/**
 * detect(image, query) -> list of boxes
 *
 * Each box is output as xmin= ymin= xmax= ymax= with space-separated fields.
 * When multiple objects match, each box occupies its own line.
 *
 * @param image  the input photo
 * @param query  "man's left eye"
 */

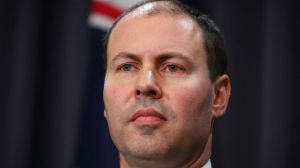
xmin=165 ymin=64 xmax=183 ymax=72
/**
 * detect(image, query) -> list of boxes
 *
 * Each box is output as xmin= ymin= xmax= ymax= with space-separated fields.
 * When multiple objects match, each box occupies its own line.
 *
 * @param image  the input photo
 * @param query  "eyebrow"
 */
xmin=111 ymin=52 xmax=140 ymax=63
xmin=111 ymin=51 xmax=194 ymax=65
xmin=156 ymin=52 xmax=194 ymax=65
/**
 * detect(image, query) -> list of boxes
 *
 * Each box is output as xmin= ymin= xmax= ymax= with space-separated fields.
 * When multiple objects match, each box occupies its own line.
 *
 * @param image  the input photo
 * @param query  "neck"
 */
xmin=120 ymin=134 xmax=212 ymax=168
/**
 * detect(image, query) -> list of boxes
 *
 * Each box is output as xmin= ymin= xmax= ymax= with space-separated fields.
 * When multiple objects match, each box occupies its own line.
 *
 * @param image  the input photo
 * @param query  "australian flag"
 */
xmin=77 ymin=1 xmax=143 ymax=168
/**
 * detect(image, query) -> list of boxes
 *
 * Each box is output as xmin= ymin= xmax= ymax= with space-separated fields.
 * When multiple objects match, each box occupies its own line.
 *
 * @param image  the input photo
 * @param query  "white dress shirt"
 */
xmin=202 ymin=160 xmax=212 ymax=168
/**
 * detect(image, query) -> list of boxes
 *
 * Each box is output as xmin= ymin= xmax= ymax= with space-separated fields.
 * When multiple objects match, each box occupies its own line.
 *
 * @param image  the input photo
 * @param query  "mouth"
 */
xmin=130 ymin=108 xmax=167 ymax=125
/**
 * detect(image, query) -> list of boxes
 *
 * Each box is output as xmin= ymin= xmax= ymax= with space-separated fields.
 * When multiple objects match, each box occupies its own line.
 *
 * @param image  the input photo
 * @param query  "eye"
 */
xmin=163 ymin=64 xmax=184 ymax=73
xmin=161 ymin=63 xmax=186 ymax=77
xmin=166 ymin=65 xmax=181 ymax=72
xmin=118 ymin=63 xmax=138 ymax=72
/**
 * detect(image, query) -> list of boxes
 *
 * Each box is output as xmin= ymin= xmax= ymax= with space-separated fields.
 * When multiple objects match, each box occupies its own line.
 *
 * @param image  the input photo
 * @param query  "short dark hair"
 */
xmin=103 ymin=0 xmax=227 ymax=81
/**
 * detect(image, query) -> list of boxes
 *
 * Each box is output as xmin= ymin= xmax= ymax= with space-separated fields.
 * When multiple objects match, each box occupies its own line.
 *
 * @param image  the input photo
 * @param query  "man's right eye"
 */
xmin=118 ymin=64 xmax=137 ymax=72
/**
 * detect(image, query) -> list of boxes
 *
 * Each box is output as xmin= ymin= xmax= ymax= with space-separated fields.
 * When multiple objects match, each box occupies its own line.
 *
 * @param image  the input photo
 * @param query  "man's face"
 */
xmin=104 ymin=13 xmax=217 ymax=161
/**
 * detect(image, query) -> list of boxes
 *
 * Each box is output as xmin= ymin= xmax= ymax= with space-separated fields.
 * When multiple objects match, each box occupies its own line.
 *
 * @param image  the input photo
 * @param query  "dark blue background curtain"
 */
xmin=1 ymin=0 xmax=299 ymax=168
xmin=0 ymin=0 xmax=91 ymax=167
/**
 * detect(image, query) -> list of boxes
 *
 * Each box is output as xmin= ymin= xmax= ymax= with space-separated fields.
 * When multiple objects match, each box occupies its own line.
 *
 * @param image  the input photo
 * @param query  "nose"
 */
xmin=135 ymin=70 xmax=162 ymax=99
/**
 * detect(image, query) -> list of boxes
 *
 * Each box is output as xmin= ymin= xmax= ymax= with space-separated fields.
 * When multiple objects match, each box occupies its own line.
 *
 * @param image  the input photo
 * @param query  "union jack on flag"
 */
xmin=89 ymin=0 xmax=143 ymax=30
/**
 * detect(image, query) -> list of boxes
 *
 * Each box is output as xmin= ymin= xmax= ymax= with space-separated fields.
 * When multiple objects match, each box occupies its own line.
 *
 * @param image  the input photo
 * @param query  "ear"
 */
xmin=212 ymin=74 xmax=231 ymax=118
xmin=104 ymin=110 xmax=107 ymax=118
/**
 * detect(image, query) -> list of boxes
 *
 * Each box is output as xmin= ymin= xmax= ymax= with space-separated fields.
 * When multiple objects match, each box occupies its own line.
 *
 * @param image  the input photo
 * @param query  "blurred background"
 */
xmin=0 ymin=0 xmax=299 ymax=168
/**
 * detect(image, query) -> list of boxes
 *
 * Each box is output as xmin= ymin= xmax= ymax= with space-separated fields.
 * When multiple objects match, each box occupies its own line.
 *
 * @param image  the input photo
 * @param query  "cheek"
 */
xmin=103 ymin=83 xmax=125 ymax=137
xmin=165 ymin=81 xmax=213 ymax=147
xmin=104 ymin=85 xmax=120 ymax=106
xmin=103 ymin=82 xmax=129 ymax=123
xmin=167 ymin=80 xmax=213 ymax=121
xmin=104 ymin=81 xmax=131 ymax=108
xmin=103 ymin=79 xmax=137 ymax=134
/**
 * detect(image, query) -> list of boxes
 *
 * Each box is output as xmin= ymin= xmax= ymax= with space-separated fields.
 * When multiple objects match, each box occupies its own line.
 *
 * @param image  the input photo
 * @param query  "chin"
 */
xmin=124 ymin=138 xmax=170 ymax=160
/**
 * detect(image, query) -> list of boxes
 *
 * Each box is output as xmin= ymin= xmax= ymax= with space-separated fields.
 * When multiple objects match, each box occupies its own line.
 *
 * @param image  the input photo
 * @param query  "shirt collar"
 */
xmin=202 ymin=159 xmax=212 ymax=168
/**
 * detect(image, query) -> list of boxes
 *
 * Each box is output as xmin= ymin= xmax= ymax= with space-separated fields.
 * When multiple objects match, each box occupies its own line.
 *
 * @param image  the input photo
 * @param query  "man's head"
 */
xmin=103 ymin=0 xmax=231 ymax=167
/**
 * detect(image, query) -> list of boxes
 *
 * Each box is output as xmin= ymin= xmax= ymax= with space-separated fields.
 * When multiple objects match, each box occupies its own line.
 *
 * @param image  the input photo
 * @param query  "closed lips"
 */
xmin=130 ymin=109 xmax=167 ymax=122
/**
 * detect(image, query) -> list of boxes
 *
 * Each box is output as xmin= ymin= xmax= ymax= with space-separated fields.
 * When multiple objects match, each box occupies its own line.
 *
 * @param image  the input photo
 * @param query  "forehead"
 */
xmin=113 ymin=12 xmax=199 ymax=38
xmin=107 ymin=12 xmax=204 ymax=57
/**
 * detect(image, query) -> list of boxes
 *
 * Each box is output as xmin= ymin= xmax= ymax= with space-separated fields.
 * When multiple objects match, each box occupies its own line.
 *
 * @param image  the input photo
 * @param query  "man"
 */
xmin=103 ymin=0 xmax=231 ymax=167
